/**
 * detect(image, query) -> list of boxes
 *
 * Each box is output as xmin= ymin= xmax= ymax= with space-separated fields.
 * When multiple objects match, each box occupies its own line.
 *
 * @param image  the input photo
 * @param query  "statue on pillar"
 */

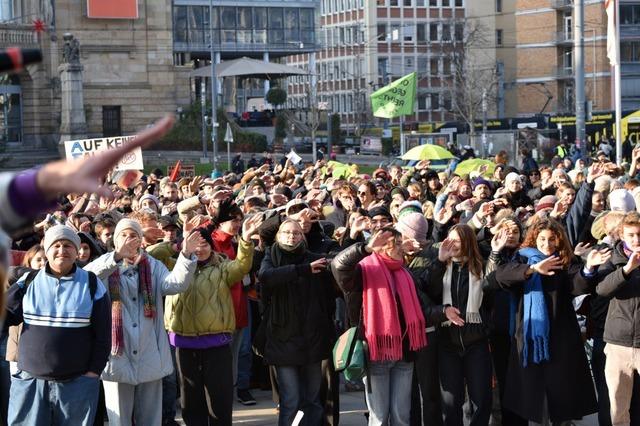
xmin=62 ymin=33 xmax=80 ymax=65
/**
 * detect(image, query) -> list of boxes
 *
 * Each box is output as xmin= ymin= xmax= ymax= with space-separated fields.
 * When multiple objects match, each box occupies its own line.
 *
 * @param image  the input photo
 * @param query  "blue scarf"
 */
xmin=514 ymin=247 xmax=551 ymax=367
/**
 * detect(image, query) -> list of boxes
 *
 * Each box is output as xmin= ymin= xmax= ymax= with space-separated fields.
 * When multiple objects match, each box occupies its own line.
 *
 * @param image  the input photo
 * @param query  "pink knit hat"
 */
xmin=395 ymin=212 xmax=429 ymax=245
xmin=535 ymin=195 xmax=557 ymax=213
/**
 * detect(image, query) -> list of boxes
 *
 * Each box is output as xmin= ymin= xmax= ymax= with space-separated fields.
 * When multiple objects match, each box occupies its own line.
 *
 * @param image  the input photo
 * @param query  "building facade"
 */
xmin=0 ymin=0 xmax=319 ymax=149
xmin=286 ymin=0 xmax=467 ymax=134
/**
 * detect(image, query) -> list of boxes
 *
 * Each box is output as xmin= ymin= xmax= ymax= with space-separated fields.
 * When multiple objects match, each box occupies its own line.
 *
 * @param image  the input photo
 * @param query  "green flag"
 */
xmin=371 ymin=72 xmax=417 ymax=118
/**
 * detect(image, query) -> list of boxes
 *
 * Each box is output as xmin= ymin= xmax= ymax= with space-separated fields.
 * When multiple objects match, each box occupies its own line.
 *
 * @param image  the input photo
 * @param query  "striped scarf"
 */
xmin=108 ymin=253 xmax=155 ymax=356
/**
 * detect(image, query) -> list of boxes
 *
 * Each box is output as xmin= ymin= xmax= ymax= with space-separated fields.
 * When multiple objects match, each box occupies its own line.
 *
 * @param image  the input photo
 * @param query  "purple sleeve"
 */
xmin=8 ymin=169 xmax=58 ymax=219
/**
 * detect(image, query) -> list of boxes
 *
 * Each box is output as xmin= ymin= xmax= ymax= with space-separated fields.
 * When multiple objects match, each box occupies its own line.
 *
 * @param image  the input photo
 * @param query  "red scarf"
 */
xmin=359 ymin=252 xmax=427 ymax=361
xmin=212 ymin=229 xmax=248 ymax=329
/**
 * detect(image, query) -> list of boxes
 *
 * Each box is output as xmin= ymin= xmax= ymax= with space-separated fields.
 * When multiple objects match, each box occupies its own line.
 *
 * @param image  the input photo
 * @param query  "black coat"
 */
xmin=596 ymin=242 xmax=640 ymax=348
xmin=491 ymin=259 xmax=598 ymax=423
xmin=257 ymin=247 xmax=335 ymax=366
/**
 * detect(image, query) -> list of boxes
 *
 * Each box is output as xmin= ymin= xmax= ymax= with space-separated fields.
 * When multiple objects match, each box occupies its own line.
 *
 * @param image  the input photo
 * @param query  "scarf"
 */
xmin=359 ymin=252 xmax=427 ymax=361
xmin=270 ymin=240 xmax=307 ymax=267
xmin=441 ymin=262 xmax=484 ymax=326
xmin=108 ymin=252 xmax=155 ymax=356
xmin=515 ymin=247 xmax=551 ymax=367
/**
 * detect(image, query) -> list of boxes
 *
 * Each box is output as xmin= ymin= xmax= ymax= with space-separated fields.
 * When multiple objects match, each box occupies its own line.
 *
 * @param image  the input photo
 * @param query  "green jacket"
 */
xmin=164 ymin=238 xmax=254 ymax=336
xmin=147 ymin=241 xmax=178 ymax=270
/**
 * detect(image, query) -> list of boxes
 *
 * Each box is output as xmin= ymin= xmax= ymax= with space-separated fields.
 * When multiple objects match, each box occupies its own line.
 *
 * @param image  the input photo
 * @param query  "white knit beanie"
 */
xmin=113 ymin=219 xmax=144 ymax=249
xmin=608 ymin=189 xmax=636 ymax=212
xmin=43 ymin=225 xmax=81 ymax=253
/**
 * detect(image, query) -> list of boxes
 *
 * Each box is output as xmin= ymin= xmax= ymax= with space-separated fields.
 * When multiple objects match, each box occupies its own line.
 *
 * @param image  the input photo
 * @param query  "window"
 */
xmin=417 ymin=23 xmax=427 ymax=42
xmin=441 ymin=0 xmax=449 ymax=6
xmin=253 ymin=8 xmax=267 ymax=44
xmin=429 ymin=0 xmax=438 ymax=5
xmin=405 ymin=56 xmax=415 ymax=72
xmin=390 ymin=57 xmax=403 ymax=76
xmin=442 ymin=24 xmax=451 ymax=41
xmin=430 ymin=93 xmax=440 ymax=109
xmin=496 ymin=29 xmax=503 ymax=46
xmin=621 ymin=41 xmax=640 ymax=62
xmin=300 ymin=9 xmax=315 ymax=45
xmin=496 ymin=0 xmax=502 ymax=12
xmin=268 ymin=8 xmax=284 ymax=44
xmin=377 ymin=23 xmax=388 ymax=40
xmin=390 ymin=0 xmax=398 ymax=5
xmin=404 ymin=0 xmax=412 ymax=5
xmin=455 ymin=0 xmax=463 ymax=6
xmin=418 ymin=57 xmax=428 ymax=72
xmin=455 ymin=23 xmax=464 ymax=41
xmin=620 ymin=5 xmax=640 ymax=25
xmin=430 ymin=57 xmax=439 ymax=74
xmin=403 ymin=25 xmax=415 ymax=42
xmin=416 ymin=0 xmax=426 ymax=5
xmin=443 ymin=58 xmax=450 ymax=75
xmin=220 ymin=7 xmax=236 ymax=43
xmin=378 ymin=57 xmax=389 ymax=79
xmin=429 ymin=23 xmax=439 ymax=41
xmin=417 ymin=94 xmax=431 ymax=110
xmin=103 ymin=106 xmax=122 ymax=137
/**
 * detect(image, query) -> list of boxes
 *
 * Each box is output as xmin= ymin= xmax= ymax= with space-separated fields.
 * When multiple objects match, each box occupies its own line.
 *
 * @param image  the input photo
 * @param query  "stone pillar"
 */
xmin=263 ymin=52 xmax=270 ymax=96
xmin=57 ymin=34 xmax=87 ymax=156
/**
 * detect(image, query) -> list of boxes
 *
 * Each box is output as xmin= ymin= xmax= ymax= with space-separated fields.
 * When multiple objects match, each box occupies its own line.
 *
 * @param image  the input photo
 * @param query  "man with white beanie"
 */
xmin=84 ymin=218 xmax=203 ymax=426
xmin=5 ymin=225 xmax=111 ymax=425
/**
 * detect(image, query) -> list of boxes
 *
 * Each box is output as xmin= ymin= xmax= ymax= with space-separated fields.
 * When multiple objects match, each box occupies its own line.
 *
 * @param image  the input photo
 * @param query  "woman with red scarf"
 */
xmin=332 ymin=227 xmax=427 ymax=426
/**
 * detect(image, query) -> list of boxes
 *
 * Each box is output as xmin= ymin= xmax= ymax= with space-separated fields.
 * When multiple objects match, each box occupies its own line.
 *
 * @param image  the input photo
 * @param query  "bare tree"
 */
xmin=442 ymin=19 xmax=499 ymax=137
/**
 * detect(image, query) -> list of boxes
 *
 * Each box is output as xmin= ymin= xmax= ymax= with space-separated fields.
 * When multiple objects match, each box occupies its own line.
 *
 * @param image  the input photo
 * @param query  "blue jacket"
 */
xmin=4 ymin=264 xmax=111 ymax=380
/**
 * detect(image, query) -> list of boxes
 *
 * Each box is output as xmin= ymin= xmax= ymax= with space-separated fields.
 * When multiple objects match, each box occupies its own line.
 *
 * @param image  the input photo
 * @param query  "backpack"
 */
xmin=23 ymin=269 xmax=98 ymax=301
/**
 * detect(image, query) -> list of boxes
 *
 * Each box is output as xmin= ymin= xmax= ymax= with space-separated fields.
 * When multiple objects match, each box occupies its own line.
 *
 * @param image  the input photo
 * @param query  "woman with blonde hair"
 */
xmin=493 ymin=218 xmax=610 ymax=424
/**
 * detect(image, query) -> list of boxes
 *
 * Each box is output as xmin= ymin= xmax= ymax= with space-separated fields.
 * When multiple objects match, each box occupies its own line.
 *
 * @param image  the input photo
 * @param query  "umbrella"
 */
xmin=190 ymin=57 xmax=308 ymax=79
xmin=401 ymin=144 xmax=455 ymax=161
xmin=454 ymin=159 xmax=496 ymax=177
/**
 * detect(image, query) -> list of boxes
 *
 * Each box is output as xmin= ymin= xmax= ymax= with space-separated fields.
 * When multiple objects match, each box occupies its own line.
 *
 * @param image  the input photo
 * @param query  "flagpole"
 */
xmin=615 ymin=0 xmax=623 ymax=165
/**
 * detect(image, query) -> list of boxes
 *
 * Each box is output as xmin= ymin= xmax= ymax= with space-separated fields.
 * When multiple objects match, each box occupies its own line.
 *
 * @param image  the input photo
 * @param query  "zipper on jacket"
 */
xmin=454 ymin=264 xmax=465 ymax=351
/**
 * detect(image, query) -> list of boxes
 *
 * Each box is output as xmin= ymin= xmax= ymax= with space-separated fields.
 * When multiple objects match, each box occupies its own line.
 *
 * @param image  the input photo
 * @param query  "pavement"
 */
xmin=227 ymin=388 xmax=600 ymax=425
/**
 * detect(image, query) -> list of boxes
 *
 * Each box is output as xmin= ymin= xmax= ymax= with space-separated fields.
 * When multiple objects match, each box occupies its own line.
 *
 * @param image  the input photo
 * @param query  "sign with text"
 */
xmin=361 ymin=137 xmax=382 ymax=154
xmin=167 ymin=164 xmax=196 ymax=178
xmin=64 ymin=136 xmax=144 ymax=170
xmin=87 ymin=0 xmax=139 ymax=19
xmin=371 ymin=72 xmax=417 ymax=118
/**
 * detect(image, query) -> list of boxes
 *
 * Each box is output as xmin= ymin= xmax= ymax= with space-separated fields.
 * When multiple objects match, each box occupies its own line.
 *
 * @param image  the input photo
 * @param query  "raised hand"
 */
xmin=438 ymin=238 xmax=456 ymax=262
xmin=350 ymin=215 xmax=370 ymax=239
xmin=183 ymin=214 xmax=208 ymax=234
xmin=623 ymin=251 xmax=640 ymax=275
xmin=401 ymin=238 xmax=422 ymax=254
xmin=574 ymin=242 xmax=592 ymax=257
xmin=36 ymin=115 xmax=174 ymax=200
xmin=241 ymin=213 xmax=264 ymax=242
xmin=550 ymin=198 xmax=570 ymax=219
xmin=586 ymin=247 xmax=612 ymax=269
xmin=435 ymin=208 xmax=454 ymax=225
xmin=186 ymin=176 xmax=203 ymax=197
xmin=115 ymin=236 xmax=141 ymax=261
xmin=491 ymin=228 xmax=510 ymax=252
xmin=366 ymin=229 xmax=394 ymax=254
xmin=310 ymin=258 xmax=328 ymax=274
xmin=530 ymin=255 xmax=564 ymax=276
xmin=587 ymin=162 xmax=607 ymax=183
xmin=182 ymin=231 xmax=205 ymax=257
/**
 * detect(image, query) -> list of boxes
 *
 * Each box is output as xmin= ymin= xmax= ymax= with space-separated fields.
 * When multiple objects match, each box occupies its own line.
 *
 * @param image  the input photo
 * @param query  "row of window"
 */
xmin=173 ymin=6 xmax=315 ymax=47
xmin=621 ymin=5 xmax=640 ymax=25
xmin=287 ymin=91 xmax=450 ymax=113
xmin=377 ymin=22 xmax=464 ymax=43
xmin=320 ymin=0 xmax=463 ymax=14
xmin=378 ymin=56 xmax=455 ymax=77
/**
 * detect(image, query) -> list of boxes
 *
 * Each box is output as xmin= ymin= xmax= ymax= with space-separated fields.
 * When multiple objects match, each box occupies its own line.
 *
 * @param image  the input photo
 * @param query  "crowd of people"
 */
xmin=1 ymin=127 xmax=640 ymax=426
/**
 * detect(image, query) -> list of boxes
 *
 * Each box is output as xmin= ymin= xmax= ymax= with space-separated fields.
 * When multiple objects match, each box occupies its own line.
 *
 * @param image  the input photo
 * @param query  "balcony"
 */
xmin=556 ymin=66 xmax=574 ymax=79
xmin=556 ymin=31 xmax=573 ymax=45
xmin=0 ymin=24 xmax=39 ymax=49
xmin=551 ymin=0 xmax=573 ymax=9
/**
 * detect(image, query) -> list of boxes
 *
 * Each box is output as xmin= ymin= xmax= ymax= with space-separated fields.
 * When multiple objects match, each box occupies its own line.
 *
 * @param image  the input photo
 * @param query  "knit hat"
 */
xmin=505 ymin=172 xmax=521 ymax=185
xmin=398 ymin=200 xmax=423 ymax=218
xmin=285 ymin=199 xmax=309 ymax=216
xmin=390 ymin=186 xmax=410 ymax=200
xmin=395 ymin=212 xmax=429 ymax=245
xmin=113 ymin=219 xmax=144 ymax=249
xmin=139 ymin=194 xmax=160 ymax=210
xmin=472 ymin=177 xmax=492 ymax=190
xmin=535 ymin=195 xmax=557 ymax=212
xmin=373 ymin=168 xmax=388 ymax=180
xmin=367 ymin=206 xmax=392 ymax=221
xmin=43 ymin=225 xmax=81 ymax=253
xmin=608 ymin=189 xmax=636 ymax=212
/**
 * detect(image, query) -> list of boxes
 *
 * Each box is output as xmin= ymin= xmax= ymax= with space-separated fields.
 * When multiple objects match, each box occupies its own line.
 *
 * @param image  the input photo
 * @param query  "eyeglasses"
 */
xmin=358 ymin=191 xmax=368 ymax=196
xmin=280 ymin=230 xmax=303 ymax=237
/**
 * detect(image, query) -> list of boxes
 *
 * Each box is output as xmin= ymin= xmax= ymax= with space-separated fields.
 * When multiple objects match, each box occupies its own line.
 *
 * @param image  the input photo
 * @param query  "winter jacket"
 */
xmin=563 ymin=181 xmax=594 ymax=247
xmin=4 ymin=264 xmax=111 ymax=380
xmin=84 ymin=251 xmax=196 ymax=385
xmin=596 ymin=241 xmax=640 ymax=348
xmin=165 ymin=239 xmax=254 ymax=336
xmin=258 ymin=246 xmax=336 ymax=366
